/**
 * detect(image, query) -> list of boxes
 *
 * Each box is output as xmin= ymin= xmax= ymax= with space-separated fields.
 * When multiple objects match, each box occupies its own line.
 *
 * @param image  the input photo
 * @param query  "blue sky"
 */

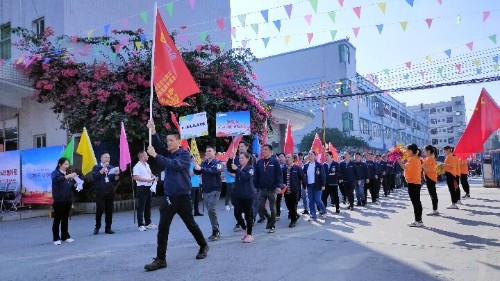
xmin=230 ymin=0 xmax=500 ymax=119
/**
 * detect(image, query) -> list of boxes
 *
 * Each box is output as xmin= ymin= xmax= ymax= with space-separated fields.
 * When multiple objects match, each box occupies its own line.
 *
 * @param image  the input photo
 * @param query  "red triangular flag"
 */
xmin=454 ymin=88 xmax=500 ymax=159
xmin=466 ymin=42 xmax=474 ymax=51
xmin=219 ymin=135 xmax=243 ymax=162
xmin=425 ymin=18 xmax=433 ymax=29
xmin=310 ymin=133 xmax=325 ymax=162
xmin=328 ymin=142 xmax=338 ymax=162
xmin=153 ymin=11 xmax=200 ymax=107
xmin=405 ymin=61 xmax=412 ymax=69
xmin=284 ymin=121 xmax=294 ymax=154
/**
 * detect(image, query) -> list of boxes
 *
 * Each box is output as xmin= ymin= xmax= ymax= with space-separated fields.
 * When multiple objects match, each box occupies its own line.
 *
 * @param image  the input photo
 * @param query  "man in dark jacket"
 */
xmin=339 ymin=151 xmax=358 ymax=210
xmin=282 ymin=153 xmax=304 ymax=228
xmin=323 ymin=151 xmax=342 ymax=213
xmin=366 ymin=153 xmax=380 ymax=204
xmin=375 ymin=154 xmax=386 ymax=199
xmin=303 ymin=151 xmax=326 ymax=220
xmin=254 ymin=144 xmax=282 ymax=233
xmin=194 ymin=145 xmax=222 ymax=241
xmin=92 ymin=152 xmax=120 ymax=235
xmin=355 ymin=153 xmax=369 ymax=206
xmin=144 ymin=120 xmax=209 ymax=271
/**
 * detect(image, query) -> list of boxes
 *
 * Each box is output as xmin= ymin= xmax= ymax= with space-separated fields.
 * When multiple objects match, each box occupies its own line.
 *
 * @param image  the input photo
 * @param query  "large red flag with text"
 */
xmin=284 ymin=120 xmax=294 ymax=154
xmin=454 ymin=88 xmax=500 ymax=159
xmin=310 ymin=133 xmax=325 ymax=162
xmin=153 ymin=11 xmax=200 ymax=107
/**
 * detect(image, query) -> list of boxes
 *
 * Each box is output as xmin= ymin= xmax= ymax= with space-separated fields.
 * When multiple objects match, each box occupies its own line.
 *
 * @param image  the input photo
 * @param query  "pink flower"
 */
xmin=251 ymin=73 xmax=258 ymax=80
xmin=43 ymin=84 xmax=53 ymax=90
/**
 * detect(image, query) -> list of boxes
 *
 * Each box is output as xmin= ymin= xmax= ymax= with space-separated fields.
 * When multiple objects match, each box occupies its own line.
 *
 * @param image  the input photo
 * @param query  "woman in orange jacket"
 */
xmin=422 ymin=145 xmax=439 ymax=216
xmin=397 ymin=144 xmax=424 ymax=228
xmin=459 ymin=157 xmax=470 ymax=198
xmin=442 ymin=146 xmax=460 ymax=209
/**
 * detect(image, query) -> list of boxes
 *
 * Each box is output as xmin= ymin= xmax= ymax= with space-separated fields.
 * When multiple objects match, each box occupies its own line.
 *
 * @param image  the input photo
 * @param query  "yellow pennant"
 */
xmin=378 ymin=2 xmax=387 ymax=14
xmin=425 ymin=55 xmax=432 ymax=62
xmin=284 ymin=35 xmax=291 ymax=45
xmin=87 ymin=29 xmax=94 ymax=39
xmin=400 ymin=21 xmax=408 ymax=31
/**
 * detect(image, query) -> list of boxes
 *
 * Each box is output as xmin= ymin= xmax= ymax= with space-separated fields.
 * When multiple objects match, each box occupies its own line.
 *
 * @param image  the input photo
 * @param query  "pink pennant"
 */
xmin=230 ymin=27 xmax=236 ymax=38
xmin=179 ymin=25 xmax=187 ymax=30
xmin=71 ymin=35 xmax=78 ymax=43
xmin=437 ymin=0 xmax=442 ymax=5
xmin=419 ymin=70 xmax=426 ymax=79
xmin=338 ymin=0 xmax=345 ymax=7
xmin=121 ymin=19 xmax=129 ymax=29
xmin=241 ymin=39 xmax=248 ymax=49
xmin=383 ymin=91 xmax=388 ymax=97
xmin=304 ymin=14 xmax=312 ymax=26
xmin=353 ymin=27 xmax=360 ymax=37
xmin=425 ymin=18 xmax=433 ymax=29
xmin=216 ymin=18 xmax=225 ymax=31
xmin=196 ymin=45 xmax=203 ymax=52
xmin=120 ymin=37 xmax=128 ymax=45
xmin=483 ymin=11 xmax=490 ymax=22
xmin=284 ymin=4 xmax=293 ymax=18
xmin=466 ymin=42 xmax=474 ymax=51
xmin=188 ymin=0 xmax=196 ymax=10
xmin=367 ymin=74 xmax=375 ymax=83
xmin=177 ymin=34 xmax=187 ymax=44
xmin=455 ymin=63 xmax=462 ymax=73
xmin=113 ymin=44 xmax=122 ymax=53
xmin=307 ymin=33 xmax=314 ymax=44
xmin=353 ymin=6 xmax=362 ymax=19
xmin=405 ymin=61 xmax=412 ymax=69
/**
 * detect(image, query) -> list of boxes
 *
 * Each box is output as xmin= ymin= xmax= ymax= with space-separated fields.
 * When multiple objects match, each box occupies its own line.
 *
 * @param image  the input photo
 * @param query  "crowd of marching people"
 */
xmin=49 ymin=120 xmax=475 ymax=271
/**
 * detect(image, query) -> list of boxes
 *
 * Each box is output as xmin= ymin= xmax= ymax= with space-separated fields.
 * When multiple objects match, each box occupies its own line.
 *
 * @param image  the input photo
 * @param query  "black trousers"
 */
xmin=343 ymin=181 xmax=355 ymax=206
xmin=408 ymin=184 xmax=422 ymax=222
xmin=276 ymin=193 xmax=283 ymax=217
xmin=383 ymin=175 xmax=392 ymax=195
xmin=339 ymin=182 xmax=346 ymax=202
xmin=445 ymin=172 xmax=459 ymax=203
xmin=460 ymin=174 xmax=470 ymax=195
xmin=95 ymin=192 xmax=114 ymax=230
xmin=157 ymin=195 xmax=207 ymax=260
xmin=285 ymin=191 xmax=300 ymax=222
xmin=368 ymin=178 xmax=380 ymax=202
xmin=425 ymin=176 xmax=438 ymax=211
xmin=136 ymin=186 xmax=152 ymax=227
xmin=321 ymin=185 xmax=340 ymax=209
xmin=234 ymin=197 xmax=253 ymax=235
xmin=52 ymin=201 xmax=72 ymax=241
xmin=191 ymin=188 xmax=201 ymax=214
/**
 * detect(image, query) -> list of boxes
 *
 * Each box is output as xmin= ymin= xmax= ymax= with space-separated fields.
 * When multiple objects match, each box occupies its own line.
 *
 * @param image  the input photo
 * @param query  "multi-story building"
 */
xmin=408 ymin=96 xmax=466 ymax=154
xmin=252 ymin=40 xmax=429 ymax=152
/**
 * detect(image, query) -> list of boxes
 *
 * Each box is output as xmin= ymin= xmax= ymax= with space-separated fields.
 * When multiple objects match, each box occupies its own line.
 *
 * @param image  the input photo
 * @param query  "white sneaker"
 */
xmin=407 ymin=221 xmax=424 ymax=227
xmin=138 ymin=226 xmax=147 ymax=232
xmin=230 ymin=205 xmax=234 ymax=209
xmin=225 ymin=205 xmax=231 ymax=211
xmin=426 ymin=210 xmax=440 ymax=216
xmin=53 ymin=240 xmax=62 ymax=245
xmin=457 ymin=200 xmax=463 ymax=205
xmin=63 ymin=238 xmax=74 ymax=243
xmin=146 ymin=223 xmax=157 ymax=230
xmin=447 ymin=204 xmax=459 ymax=209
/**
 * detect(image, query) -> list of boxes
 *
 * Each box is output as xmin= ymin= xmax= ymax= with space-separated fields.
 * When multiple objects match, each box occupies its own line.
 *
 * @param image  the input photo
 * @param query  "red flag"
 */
xmin=310 ymin=133 xmax=325 ymax=162
xmin=218 ymin=136 xmax=243 ymax=162
xmin=153 ymin=11 xmax=200 ymax=107
xmin=329 ymin=142 xmax=338 ymax=162
xmin=284 ymin=120 xmax=294 ymax=154
xmin=170 ymin=112 xmax=189 ymax=150
xmin=454 ymin=88 xmax=500 ymax=159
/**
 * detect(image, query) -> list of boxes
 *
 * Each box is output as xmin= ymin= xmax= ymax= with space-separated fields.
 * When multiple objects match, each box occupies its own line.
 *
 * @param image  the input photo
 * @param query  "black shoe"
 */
xmin=336 ymin=208 xmax=340 ymax=214
xmin=357 ymin=202 xmax=362 ymax=206
xmin=349 ymin=205 xmax=354 ymax=211
xmin=94 ymin=228 xmax=99 ymax=235
xmin=265 ymin=222 xmax=271 ymax=230
xmin=194 ymin=212 xmax=204 ymax=216
xmin=362 ymin=201 xmax=366 ymax=206
xmin=196 ymin=245 xmax=209 ymax=259
xmin=289 ymin=222 xmax=296 ymax=228
xmin=208 ymin=231 xmax=220 ymax=241
xmin=257 ymin=218 xmax=266 ymax=223
xmin=105 ymin=229 xmax=115 ymax=234
xmin=302 ymin=210 xmax=309 ymax=215
xmin=144 ymin=258 xmax=167 ymax=271
xmin=268 ymin=227 xmax=275 ymax=233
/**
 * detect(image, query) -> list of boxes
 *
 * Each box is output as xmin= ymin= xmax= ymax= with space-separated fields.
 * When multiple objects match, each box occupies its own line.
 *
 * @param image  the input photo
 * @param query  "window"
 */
xmin=430 ymin=128 xmax=438 ymax=135
xmin=431 ymin=119 xmax=437 ymax=125
xmin=339 ymin=44 xmax=350 ymax=63
xmin=448 ymin=137 xmax=455 ymax=144
xmin=447 ymin=127 xmax=454 ymax=134
xmin=0 ymin=23 xmax=11 ymax=59
xmin=340 ymin=79 xmax=351 ymax=95
xmin=439 ymin=139 xmax=442 ymax=143
xmin=391 ymin=107 xmax=398 ymax=119
xmin=430 ymin=108 xmax=436 ymax=114
xmin=32 ymin=17 xmax=45 ymax=37
xmin=1 ymin=118 xmax=18 ymax=151
xmin=342 ymin=112 xmax=353 ymax=132
xmin=400 ymin=113 xmax=405 ymax=124
xmin=406 ymin=118 xmax=411 ymax=126
xmin=432 ymin=139 xmax=438 ymax=145
xmin=34 ymin=134 xmax=47 ymax=148
xmin=383 ymin=104 xmax=390 ymax=117
xmin=373 ymin=123 xmax=382 ymax=138
xmin=446 ymin=117 xmax=453 ymax=123
xmin=446 ymin=106 xmax=452 ymax=112
xmin=455 ymin=100 xmax=462 ymax=105
xmin=384 ymin=127 xmax=391 ymax=140
xmin=359 ymin=118 xmax=370 ymax=135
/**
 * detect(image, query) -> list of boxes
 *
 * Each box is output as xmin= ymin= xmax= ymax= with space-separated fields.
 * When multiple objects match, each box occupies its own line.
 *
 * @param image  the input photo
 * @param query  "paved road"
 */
xmin=1 ymin=181 xmax=499 ymax=281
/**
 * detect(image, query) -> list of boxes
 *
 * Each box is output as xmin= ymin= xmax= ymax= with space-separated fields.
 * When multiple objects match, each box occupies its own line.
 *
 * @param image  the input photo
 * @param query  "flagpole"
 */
xmin=131 ymin=163 xmax=136 ymax=224
xmin=320 ymin=79 xmax=326 ymax=145
xmin=149 ymin=1 xmax=158 ymax=144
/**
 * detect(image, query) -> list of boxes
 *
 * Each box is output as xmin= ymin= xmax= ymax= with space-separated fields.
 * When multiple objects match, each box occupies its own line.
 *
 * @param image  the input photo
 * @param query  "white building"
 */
xmin=408 ymin=96 xmax=466 ymax=154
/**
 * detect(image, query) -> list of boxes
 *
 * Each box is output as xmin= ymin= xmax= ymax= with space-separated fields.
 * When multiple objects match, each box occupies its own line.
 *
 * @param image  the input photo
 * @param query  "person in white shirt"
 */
xmin=133 ymin=151 xmax=157 ymax=232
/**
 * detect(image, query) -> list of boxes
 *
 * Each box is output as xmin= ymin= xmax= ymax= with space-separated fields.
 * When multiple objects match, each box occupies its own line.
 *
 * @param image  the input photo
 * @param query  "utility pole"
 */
xmin=320 ymin=79 xmax=326 ymax=145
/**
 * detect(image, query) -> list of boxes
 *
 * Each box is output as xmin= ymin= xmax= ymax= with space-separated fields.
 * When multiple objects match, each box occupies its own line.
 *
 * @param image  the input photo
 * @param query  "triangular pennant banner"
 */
xmin=376 ymin=24 xmax=383 ymax=34
xmin=493 ymin=55 xmax=499 ymax=64
xmin=87 ymin=29 xmax=94 ymax=39
xmin=284 ymin=4 xmax=293 ymax=18
xmin=135 ymin=41 xmax=142 ymax=50
xmin=437 ymin=0 xmax=442 ymax=5
xmin=273 ymin=20 xmax=282 ymax=31
xmin=326 ymin=11 xmax=336 ymax=24
xmin=494 ymin=64 xmax=499 ymax=71
xmin=473 ymin=59 xmax=481 ymax=67
xmin=216 ymin=18 xmax=225 ymax=31
xmin=426 ymin=55 xmax=432 ymax=62
xmin=307 ymin=33 xmax=314 ymax=44
xmin=230 ymin=27 xmax=236 ymax=38
xmin=456 ymin=15 xmax=462 ymax=24
xmin=466 ymin=42 xmax=474 ymax=51
xmin=238 ymin=14 xmax=247 ymax=27
xmin=218 ymin=42 xmax=226 ymax=52
xmin=304 ymin=14 xmax=313 ymax=26
xmin=425 ymin=18 xmax=433 ymax=29
xmin=251 ymin=23 xmax=259 ymax=35
xmin=199 ymin=31 xmax=207 ymax=42
xmin=166 ymin=2 xmax=174 ymax=17
xmin=188 ymin=0 xmax=196 ymax=10
xmin=400 ymin=21 xmax=408 ymax=31
xmin=343 ymin=101 xmax=349 ymax=106
xmin=338 ymin=0 xmax=345 ymax=7
xmin=104 ymin=24 xmax=110 ymax=35
xmin=310 ymin=0 xmax=319 ymax=13
xmin=444 ymin=49 xmax=452 ymax=58
xmin=406 ymin=0 xmax=414 ymax=7
xmin=405 ymin=61 xmax=412 ymax=69
xmin=140 ymin=11 xmax=148 ymax=24
xmin=476 ymin=67 xmax=482 ymax=74
xmin=437 ymin=67 xmax=444 ymax=77
xmin=488 ymin=34 xmax=497 ymax=44
xmin=241 ymin=39 xmax=248 ymax=49
xmin=456 ymin=63 xmax=462 ymax=73
xmin=263 ymin=37 xmax=270 ymax=48
xmin=378 ymin=2 xmax=387 ymax=14
xmin=419 ymin=70 xmax=426 ymax=79
xmin=284 ymin=35 xmax=291 ymax=45
xmin=483 ymin=11 xmax=490 ymax=22
xmin=330 ymin=30 xmax=338 ymax=41
xmin=353 ymin=6 xmax=362 ymax=19
xmin=261 ymin=9 xmax=269 ymax=23
xmin=353 ymin=27 xmax=360 ymax=37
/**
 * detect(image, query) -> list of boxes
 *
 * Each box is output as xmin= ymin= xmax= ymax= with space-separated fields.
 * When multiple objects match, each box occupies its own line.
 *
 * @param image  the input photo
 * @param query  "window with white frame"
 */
xmin=33 ymin=17 xmax=45 ymax=37
xmin=0 ymin=23 xmax=11 ymax=59
xmin=34 ymin=134 xmax=47 ymax=148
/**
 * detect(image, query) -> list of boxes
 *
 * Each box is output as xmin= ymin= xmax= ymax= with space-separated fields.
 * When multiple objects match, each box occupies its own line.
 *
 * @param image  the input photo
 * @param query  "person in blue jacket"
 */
xmin=282 ymin=153 xmax=304 ymax=227
xmin=355 ymin=152 xmax=369 ymax=206
xmin=339 ymin=151 xmax=358 ymax=210
xmin=366 ymin=153 xmax=380 ymax=204
xmin=302 ymin=151 xmax=327 ymax=220
xmin=231 ymin=152 xmax=256 ymax=243
xmin=322 ymin=151 xmax=342 ymax=213
xmin=144 ymin=120 xmax=209 ymax=271
xmin=189 ymin=155 xmax=203 ymax=216
xmin=51 ymin=157 xmax=78 ymax=245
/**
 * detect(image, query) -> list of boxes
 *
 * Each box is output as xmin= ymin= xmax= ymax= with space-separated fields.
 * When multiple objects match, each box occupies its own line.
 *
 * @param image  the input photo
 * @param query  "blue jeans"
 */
xmin=301 ymin=189 xmax=309 ymax=211
xmin=356 ymin=181 xmax=365 ymax=203
xmin=307 ymin=185 xmax=326 ymax=219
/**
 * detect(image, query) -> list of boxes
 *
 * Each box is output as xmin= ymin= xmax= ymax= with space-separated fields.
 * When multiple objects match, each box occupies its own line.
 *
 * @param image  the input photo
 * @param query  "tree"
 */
xmin=12 ymin=27 xmax=271 ymax=152
xmin=298 ymin=127 xmax=369 ymax=152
